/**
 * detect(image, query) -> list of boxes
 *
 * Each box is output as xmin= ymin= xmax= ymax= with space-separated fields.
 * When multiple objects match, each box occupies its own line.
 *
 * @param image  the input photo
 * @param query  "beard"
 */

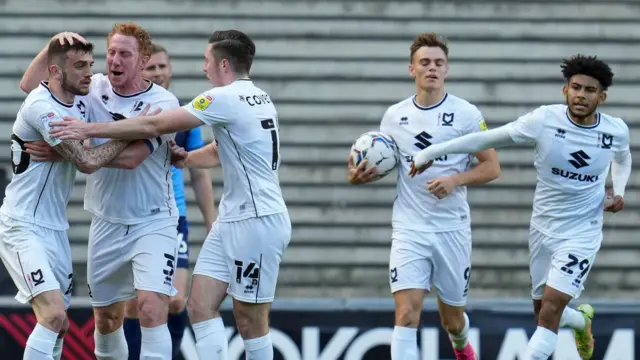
xmin=61 ymin=71 xmax=88 ymax=96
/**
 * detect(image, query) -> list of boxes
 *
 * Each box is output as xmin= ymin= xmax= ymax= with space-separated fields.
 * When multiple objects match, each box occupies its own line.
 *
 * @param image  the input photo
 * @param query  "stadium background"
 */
xmin=0 ymin=0 xmax=639 ymax=358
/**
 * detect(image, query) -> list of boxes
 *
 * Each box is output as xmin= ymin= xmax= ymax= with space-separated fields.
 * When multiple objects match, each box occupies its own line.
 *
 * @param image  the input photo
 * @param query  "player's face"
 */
xmin=562 ymin=74 xmax=606 ymax=119
xmin=142 ymin=52 xmax=172 ymax=89
xmin=203 ymin=44 xmax=224 ymax=87
xmin=107 ymin=34 xmax=148 ymax=88
xmin=58 ymin=50 xmax=94 ymax=96
xmin=409 ymin=46 xmax=448 ymax=91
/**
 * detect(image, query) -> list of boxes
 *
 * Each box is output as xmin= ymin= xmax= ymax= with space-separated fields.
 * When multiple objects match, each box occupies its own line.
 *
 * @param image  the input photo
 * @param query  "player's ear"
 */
xmin=562 ymin=84 xmax=569 ymax=97
xmin=140 ymin=55 xmax=150 ymax=71
xmin=598 ymin=90 xmax=607 ymax=105
xmin=408 ymin=63 xmax=415 ymax=78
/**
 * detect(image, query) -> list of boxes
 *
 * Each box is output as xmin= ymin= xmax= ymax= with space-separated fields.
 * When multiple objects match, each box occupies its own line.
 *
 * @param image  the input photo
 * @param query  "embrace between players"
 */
xmin=0 ymin=20 xmax=630 ymax=360
xmin=2 ymin=24 xmax=289 ymax=360
xmin=348 ymin=33 xmax=630 ymax=360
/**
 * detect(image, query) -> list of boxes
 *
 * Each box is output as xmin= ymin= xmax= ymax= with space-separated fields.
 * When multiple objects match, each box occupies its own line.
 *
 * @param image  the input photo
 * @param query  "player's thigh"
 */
xmin=0 ymin=217 xmax=69 ymax=307
xmin=131 ymin=221 xmax=179 ymax=297
xmin=124 ymin=298 xmax=139 ymax=319
xmin=223 ymin=212 xmax=292 ymax=304
xmin=389 ymin=229 xmax=433 ymax=295
xmin=431 ymin=228 xmax=472 ymax=307
xmin=87 ymin=216 xmax=135 ymax=307
xmin=529 ymin=227 xmax=554 ymax=300
xmin=546 ymin=234 xmax=600 ymax=299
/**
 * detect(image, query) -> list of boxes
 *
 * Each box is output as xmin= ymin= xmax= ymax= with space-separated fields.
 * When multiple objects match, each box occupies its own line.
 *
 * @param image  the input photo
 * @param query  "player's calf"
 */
xmin=391 ymin=289 xmax=424 ymax=360
xmin=136 ymin=290 xmax=172 ymax=359
xmin=187 ymin=274 xmax=229 ymax=360
xmin=437 ymin=299 xmax=477 ymax=360
xmin=93 ymin=302 xmax=129 ymax=360
xmin=26 ymin=290 xmax=67 ymax=360
xmin=233 ymin=299 xmax=273 ymax=360
xmin=525 ymin=286 xmax=572 ymax=360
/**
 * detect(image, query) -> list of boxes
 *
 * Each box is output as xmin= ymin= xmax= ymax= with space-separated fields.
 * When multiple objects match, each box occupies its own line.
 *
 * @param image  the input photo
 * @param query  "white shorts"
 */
xmin=389 ymin=227 xmax=472 ymax=307
xmin=0 ymin=214 xmax=73 ymax=309
xmin=529 ymin=227 xmax=600 ymax=300
xmin=194 ymin=212 xmax=291 ymax=304
xmin=87 ymin=216 xmax=179 ymax=307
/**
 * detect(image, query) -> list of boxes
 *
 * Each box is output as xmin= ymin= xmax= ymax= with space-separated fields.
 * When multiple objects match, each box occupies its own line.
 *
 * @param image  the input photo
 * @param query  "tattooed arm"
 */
xmin=53 ymin=139 xmax=129 ymax=174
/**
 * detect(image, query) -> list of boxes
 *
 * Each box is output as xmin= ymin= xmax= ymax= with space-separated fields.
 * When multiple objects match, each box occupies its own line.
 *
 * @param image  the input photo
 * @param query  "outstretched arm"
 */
xmin=51 ymin=108 xmax=202 ymax=141
xmin=413 ymin=126 xmax=515 ymax=170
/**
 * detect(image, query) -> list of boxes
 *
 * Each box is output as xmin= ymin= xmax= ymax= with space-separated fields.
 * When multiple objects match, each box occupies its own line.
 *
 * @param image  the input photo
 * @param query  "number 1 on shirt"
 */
xmin=261 ymin=118 xmax=280 ymax=170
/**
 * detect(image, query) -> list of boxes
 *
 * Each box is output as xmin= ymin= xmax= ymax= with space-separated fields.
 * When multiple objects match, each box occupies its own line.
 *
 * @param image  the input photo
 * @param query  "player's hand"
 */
xmin=604 ymin=189 xmax=624 ymax=213
xmin=51 ymin=32 xmax=88 ymax=46
xmin=138 ymin=104 xmax=162 ymax=117
xmin=348 ymin=156 xmax=378 ymax=185
xmin=24 ymin=140 xmax=62 ymax=162
xmin=169 ymin=140 xmax=188 ymax=168
xmin=409 ymin=159 xmax=433 ymax=178
xmin=49 ymin=116 xmax=90 ymax=141
xmin=427 ymin=175 xmax=459 ymax=199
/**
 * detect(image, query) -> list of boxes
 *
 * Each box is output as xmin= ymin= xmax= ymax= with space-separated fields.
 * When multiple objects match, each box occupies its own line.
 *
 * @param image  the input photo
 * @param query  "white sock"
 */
xmin=559 ymin=306 xmax=586 ymax=330
xmin=192 ymin=318 xmax=228 ymax=360
xmin=52 ymin=338 xmax=64 ymax=360
xmin=94 ymin=326 xmax=129 ymax=360
xmin=24 ymin=323 xmax=58 ymax=360
xmin=449 ymin=313 xmax=470 ymax=350
xmin=391 ymin=326 xmax=418 ymax=360
xmin=140 ymin=324 xmax=172 ymax=360
xmin=525 ymin=326 xmax=558 ymax=360
xmin=244 ymin=333 xmax=273 ymax=360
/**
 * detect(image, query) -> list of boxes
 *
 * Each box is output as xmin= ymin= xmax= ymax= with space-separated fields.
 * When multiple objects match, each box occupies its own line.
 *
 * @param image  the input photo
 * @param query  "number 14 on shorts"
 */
xmin=235 ymin=260 xmax=260 ymax=288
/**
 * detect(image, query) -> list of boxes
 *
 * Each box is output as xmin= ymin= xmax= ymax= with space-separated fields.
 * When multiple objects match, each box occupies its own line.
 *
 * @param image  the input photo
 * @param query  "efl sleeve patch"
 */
xmin=191 ymin=94 xmax=213 ymax=111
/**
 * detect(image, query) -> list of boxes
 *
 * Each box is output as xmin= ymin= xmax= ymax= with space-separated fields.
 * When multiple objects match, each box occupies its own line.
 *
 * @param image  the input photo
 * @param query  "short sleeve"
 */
xmin=505 ymin=106 xmax=547 ymax=144
xmin=379 ymin=108 xmax=393 ymax=134
xmin=25 ymin=101 xmax=64 ymax=146
xmin=185 ymin=126 xmax=205 ymax=151
xmin=182 ymin=91 xmax=230 ymax=126
xmin=464 ymin=106 xmax=488 ymax=135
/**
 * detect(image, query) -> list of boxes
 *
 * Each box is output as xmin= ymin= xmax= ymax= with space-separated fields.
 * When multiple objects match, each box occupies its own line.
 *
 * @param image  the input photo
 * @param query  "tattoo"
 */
xmin=55 ymin=139 xmax=129 ymax=173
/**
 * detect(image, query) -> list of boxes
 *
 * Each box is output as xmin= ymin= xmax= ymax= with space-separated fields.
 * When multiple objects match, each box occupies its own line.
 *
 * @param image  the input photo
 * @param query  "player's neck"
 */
xmin=46 ymin=79 xmax=75 ymax=105
xmin=568 ymin=111 xmax=598 ymax=126
xmin=113 ymin=77 xmax=149 ymax=96
xmin=414 ymin=88 xmax=446 ymax=108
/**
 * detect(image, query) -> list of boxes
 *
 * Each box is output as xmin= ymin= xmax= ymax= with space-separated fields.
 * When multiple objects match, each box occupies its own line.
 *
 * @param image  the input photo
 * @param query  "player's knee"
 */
xmin=233 ymin=304 xmax=269 ymax=339
xmin=40 ymin=308 xmax=67 ymax=333
xmin=187 ymin=294 xmax=218 ymax=324
xmin=137 ymin=292 xmax=169 ymax=326
xmin=169 ymin=294 xmax=186 ymax=315
xmin=440 ymin=313 xmax=465 ymax=335
xmin=94 ymin=307 xmax=125 ymax=334
xmin=538 ymin=299 xmax=565 ymax=327
xmin=395 ymin=304 xmax=421 ymax=327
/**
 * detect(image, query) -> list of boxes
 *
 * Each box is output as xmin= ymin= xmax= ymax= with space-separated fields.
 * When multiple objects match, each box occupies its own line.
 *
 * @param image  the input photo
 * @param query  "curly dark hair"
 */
xmin=561 ymin=54 xmax=614 ymax=90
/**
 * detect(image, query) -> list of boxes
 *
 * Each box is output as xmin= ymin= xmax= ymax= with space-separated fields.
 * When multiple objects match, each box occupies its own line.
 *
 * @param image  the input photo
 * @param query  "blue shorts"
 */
xmin=177 ymin=216 xmax=189 ymax=269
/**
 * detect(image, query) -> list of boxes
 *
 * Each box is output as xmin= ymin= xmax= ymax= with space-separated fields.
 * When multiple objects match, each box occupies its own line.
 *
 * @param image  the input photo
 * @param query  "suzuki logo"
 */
xmin=568 ymin=150 xmax=591 ymax=169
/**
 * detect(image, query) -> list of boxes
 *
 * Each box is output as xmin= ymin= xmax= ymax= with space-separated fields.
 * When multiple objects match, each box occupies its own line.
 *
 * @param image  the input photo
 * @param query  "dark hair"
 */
xmin=210 ymin=39 xmax=253 ymax=74
xmin=561 ymin=54 xmax=614 ymax=90
xmin=410 ymin=32 xmax=449 ymax=62
xmin=47 ymin=39 xmax=94 ymax=67
xmin=209 ymin=30 xmax=255 ymax=72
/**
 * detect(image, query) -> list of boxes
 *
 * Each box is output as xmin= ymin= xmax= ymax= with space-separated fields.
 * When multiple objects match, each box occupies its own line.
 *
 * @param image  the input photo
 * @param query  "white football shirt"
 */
xmin=83 ymin=73 xmax=180 ymax=224
xmin=381 ymin=93 xmax=488 ymax=232
xmin=506 ymin=104 xmax=630 ymax=238
xmin=183 ymin=79 xmax=287 ymax=222
xmin=1 ymin=82 xmax=89 ymax=230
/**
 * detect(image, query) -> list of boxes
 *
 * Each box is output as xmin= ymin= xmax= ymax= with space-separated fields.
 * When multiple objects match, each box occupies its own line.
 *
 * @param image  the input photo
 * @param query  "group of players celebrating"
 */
xmin=0 ymin=18 xmax=630 ymax=360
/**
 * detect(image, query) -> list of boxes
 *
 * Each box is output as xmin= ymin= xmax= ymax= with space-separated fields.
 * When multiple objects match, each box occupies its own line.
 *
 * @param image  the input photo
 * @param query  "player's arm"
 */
xmin=453 ymin=148 xmax=500 ymax=186
xmin=53 ymin=139 xmax=129 ymax=174
xmin=180 ymin=143 xmax=220 ymax=168
xmin=606 ymin=126 xmax=632 ymax=213
xmin=411 ymin=107 xmax=545 ymax=176
xmin=103 ymin=140 xmax=153 ymax=169
xmin=20 ymin=32 xmax=88 ymax=93
xmin=185 ymin=127 xmax=216 ymax=230
xmin=51 ymin=93 xmax=227 ymax=141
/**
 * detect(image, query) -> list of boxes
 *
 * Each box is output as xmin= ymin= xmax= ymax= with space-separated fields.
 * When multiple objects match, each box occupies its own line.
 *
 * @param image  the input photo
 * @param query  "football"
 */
xmin=350 ymin=131 xmax=399 ymax=180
